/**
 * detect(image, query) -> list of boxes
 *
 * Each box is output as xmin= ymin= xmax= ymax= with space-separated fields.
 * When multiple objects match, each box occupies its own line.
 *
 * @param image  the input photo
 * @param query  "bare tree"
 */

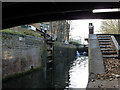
xmin=97 ymin=19 xmax=119 ymax=34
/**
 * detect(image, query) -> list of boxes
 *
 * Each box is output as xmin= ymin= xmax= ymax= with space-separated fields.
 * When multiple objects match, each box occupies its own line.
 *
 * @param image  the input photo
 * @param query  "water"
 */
xmin=2 ymin=68 xmax=47 ymax=88
xmin=76 ymin=50 xmax=80 ymax=57
xmin=66 ymin=56 xmax=88 ymax=88
xmin=3 ymin=56 xmax=88 ymax=89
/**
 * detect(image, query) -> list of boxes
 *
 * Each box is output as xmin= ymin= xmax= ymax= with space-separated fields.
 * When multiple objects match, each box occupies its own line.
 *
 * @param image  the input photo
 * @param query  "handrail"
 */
xmin=36 ymin=28 xmax=51 ymax=37
xmin=111 ymin=36 xmax=120 ymax=50
xmin=111 ymin=35 xmax=120 ymax=58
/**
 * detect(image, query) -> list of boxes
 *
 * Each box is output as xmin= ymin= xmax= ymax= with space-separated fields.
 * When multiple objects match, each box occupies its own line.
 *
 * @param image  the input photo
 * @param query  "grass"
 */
xmin=0 ymin=28 xmax=43 ymax=38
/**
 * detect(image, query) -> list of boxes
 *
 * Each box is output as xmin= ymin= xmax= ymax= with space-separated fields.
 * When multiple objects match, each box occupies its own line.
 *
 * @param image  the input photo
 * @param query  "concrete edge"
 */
xmin=87 ymin=34 xmax=105 ymax=88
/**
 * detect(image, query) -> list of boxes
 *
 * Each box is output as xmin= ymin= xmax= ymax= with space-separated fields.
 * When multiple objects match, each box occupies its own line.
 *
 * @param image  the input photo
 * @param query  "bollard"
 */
xmin=89 ymin=23 xmax=94 ymax=34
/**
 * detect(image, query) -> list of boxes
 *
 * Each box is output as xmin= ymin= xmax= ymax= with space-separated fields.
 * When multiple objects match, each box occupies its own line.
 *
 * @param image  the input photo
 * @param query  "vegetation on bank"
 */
xmin=0 ymin=29 xmax=43 ymax=38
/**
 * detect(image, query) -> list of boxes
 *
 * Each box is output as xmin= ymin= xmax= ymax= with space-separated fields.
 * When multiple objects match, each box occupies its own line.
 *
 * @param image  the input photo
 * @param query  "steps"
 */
xmin=97 ymin=35 xmax=118 ymax=58
xmin=98 ymin=38 xmax=111 ymax=40
xmin=101 ymin=48 xmax=116 ymax=51
xmin=103 ymin=55 xmax=118 ymax=58
xmin=102 ymin=51 xmax=117 ymax=55
xmin=99 ymin=42 xmax=112 ymax=45
xmin=100 ymin=45 xmax=112 ymax=48
xmin=97 ymin=35 xmax=111 ymax=38
xmin=99 ymin=40 xmax=112 ymax=42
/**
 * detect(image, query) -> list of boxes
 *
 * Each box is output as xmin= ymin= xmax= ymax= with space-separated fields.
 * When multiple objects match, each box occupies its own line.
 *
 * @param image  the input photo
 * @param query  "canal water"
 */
xmin=3 ymin=55 xmax=88 ymax=89
xmin=66 ymin=56 xmax=88 ymax=88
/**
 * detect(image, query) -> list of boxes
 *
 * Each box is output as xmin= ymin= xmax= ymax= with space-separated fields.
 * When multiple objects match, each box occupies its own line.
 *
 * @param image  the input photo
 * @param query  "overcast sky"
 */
xmin=69 ymin=8 xmax=120 ymax=44
xmin=69 ymin=19 xmax=102 ymax=44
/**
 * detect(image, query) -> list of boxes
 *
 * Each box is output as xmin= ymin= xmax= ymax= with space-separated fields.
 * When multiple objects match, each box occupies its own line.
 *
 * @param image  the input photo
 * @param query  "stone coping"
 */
xmin=87 ymin=34 xmax=105 ymax=88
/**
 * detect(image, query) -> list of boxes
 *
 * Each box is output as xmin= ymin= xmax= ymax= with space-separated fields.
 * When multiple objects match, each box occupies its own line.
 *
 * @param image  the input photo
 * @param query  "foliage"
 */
xmin=0 ymin=28 xmax=43 ymax=38
xmin=97 ymin=19 xmax=119 ymax=34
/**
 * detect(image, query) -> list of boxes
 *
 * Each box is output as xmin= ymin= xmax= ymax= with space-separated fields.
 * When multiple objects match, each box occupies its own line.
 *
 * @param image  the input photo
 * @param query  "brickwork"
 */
xmin=2 ymin=32 xmax=46 ymax=78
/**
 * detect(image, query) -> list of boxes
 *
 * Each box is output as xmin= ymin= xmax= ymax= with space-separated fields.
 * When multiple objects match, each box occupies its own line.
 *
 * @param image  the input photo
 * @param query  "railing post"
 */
xmin=89 ymin=23 xmax=94 ymax=34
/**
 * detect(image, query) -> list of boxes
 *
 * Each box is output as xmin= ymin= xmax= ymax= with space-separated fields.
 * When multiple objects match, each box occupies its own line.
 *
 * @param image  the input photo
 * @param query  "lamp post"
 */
xmin=89 ymin=23 xmax=94 ymax=34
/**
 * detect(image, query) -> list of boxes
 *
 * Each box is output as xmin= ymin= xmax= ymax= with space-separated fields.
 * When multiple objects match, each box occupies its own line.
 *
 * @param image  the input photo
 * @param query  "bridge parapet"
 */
xmin=88 ymin=34 xmax=105 ymax=75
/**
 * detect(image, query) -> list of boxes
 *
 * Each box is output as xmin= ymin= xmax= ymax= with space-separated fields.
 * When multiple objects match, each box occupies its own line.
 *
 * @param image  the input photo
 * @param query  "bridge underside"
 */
xmin=2 ymin=2 xmax=120 ymax=29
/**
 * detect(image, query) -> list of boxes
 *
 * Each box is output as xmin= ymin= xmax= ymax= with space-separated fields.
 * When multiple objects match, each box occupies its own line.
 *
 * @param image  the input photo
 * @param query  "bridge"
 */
xmin=1 ymin=2 xmax=120 ymax=89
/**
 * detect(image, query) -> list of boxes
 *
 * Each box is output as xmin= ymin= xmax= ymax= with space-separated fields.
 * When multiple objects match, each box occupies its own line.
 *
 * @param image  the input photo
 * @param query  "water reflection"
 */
xmin=2 ymin=68 xmax=47 ymax=88
xmin=3 ymin=55 xmax=88 ymax=89
xmin=66 ymin=56 xmax=88 ymax=89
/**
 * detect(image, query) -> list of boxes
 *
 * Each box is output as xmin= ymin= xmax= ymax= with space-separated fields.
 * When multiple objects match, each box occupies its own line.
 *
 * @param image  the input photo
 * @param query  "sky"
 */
xmin=69 ymin=8 xmax=120 ymax=44
xmin=69 ymin=19 xmax=102 ymax=44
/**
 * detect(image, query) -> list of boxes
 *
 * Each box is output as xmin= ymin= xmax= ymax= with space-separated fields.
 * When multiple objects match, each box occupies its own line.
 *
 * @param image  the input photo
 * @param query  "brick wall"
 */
xmin=2 ymin=32 xmax=46 ymax=78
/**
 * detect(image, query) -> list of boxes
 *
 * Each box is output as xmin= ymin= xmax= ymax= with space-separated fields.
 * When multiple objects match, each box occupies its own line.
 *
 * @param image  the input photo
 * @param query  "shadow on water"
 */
xmin=3 ymin=54 xmax=88 ymax=89
xmin=2 ymin=68 xmax=47 ymax=88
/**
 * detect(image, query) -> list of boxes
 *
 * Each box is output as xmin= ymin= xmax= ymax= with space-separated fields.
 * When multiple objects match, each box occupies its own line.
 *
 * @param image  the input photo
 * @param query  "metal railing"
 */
xmin=111 ymin=35 xmax=120 ymax=59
